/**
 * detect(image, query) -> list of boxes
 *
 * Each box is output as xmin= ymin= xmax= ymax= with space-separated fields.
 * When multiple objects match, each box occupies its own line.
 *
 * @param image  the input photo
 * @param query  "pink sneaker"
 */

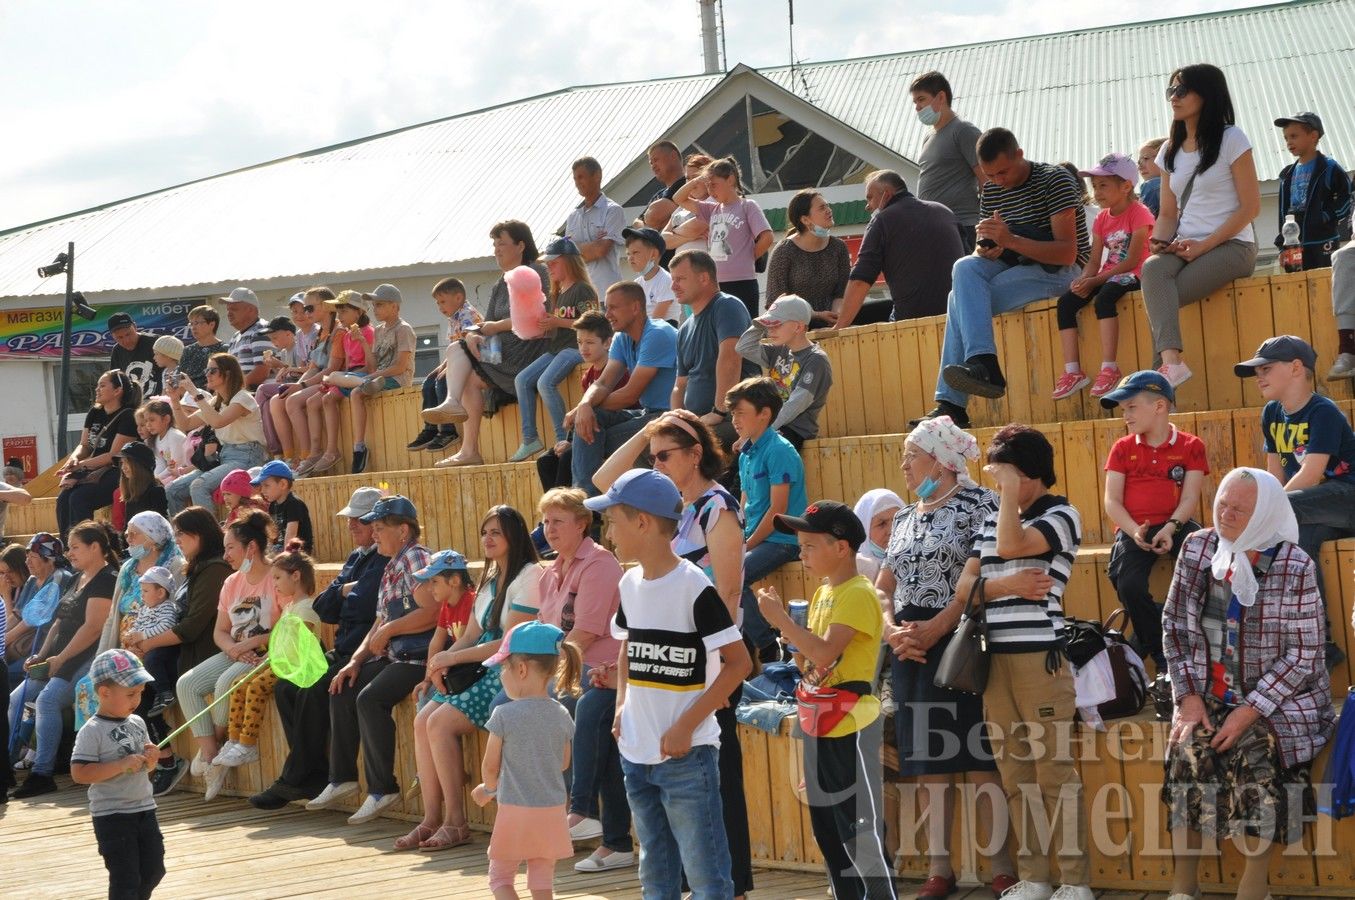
xmin=1157 ymin=362 xmax=1193 ymax=388
xmin=1089 ymin=365 xmax=1123 ymax=398
xmin=1051 ymin=370 xmax=1090 ymax=400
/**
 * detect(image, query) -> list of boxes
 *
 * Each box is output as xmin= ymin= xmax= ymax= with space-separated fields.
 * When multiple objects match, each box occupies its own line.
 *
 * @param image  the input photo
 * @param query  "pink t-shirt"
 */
xmin=696 ymin=197 xmax=772 ymax=282
xmin=217 ymin=570 xmax=279 ymax=642
xmin=340 ymin=324 xmax=375 ymax=369
xmin=1093 ymin=200 xmax=1155 ymax=282
xmin=536 ymin=538 xmax=623 ymax=669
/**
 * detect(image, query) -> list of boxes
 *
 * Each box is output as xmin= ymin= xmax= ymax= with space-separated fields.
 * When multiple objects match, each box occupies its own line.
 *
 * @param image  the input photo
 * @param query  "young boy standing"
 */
xmin=584 ymin=468 xmax=751 ymax=900
xmin=409 ymin=277 xmax=481 ymax=452
xmin=71 ymin=649 xmax=165 ymax=900
xmin=735 ymin=294 xmax=834 ymax=447
xmin=622 ymin=226 xmax=677 ymax=323
xmin=1098 ymin=370 xmax=1208 ymax=668
xmin=1273 ymin=112 xmax=1351 ymax=272
xmin=728 ymin=376 xmax=808 ymax=662
xmin=252 ymin=460 xmax=313 ymax=554
xmin=1239 ymin=335 xmax=1354 ymax=668
xmin=757 ymin=501 xmax=896 ymax=900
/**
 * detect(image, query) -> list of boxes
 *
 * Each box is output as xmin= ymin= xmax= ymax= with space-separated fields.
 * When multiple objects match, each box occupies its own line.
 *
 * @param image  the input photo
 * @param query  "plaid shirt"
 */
xmin=1163 ymin=528 xmax=1335 ymax=767
xmin=377 ymin=541 xmax=431 ymax=661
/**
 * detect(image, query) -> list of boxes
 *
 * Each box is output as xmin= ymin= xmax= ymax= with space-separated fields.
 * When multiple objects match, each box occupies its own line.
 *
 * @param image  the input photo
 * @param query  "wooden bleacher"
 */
xmin=16 ymin=268 xmax=1355 ymax=892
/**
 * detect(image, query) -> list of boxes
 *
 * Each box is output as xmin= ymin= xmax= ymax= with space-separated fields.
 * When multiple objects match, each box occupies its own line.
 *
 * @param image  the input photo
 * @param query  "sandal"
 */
xmin=393 ymin=823 xmax=435 ymax=851
xmin=419 ymin=823 xmax=471 ymax=852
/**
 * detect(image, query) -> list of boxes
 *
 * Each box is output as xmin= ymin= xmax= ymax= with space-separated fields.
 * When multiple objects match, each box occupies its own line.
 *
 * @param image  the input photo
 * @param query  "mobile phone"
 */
xmin=976 ymin=238 xmax=998 ymax=249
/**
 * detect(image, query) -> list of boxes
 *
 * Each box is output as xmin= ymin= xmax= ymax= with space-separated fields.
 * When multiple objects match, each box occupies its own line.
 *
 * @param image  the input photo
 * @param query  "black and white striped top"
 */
xmin=979 ymin=162 xmax=1091 ymax=268
xmin=969 ymin=494 xmax=1082 ymax=653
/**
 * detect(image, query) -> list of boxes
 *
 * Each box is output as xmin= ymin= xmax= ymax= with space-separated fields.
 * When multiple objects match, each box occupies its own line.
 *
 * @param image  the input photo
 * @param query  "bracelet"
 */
xmin=481 ymin=785 xmax=497 ymax=797
xmin=712 ymin=408 xmax=729 ymax=419
xmin=1166 ymin=518 xmax=1182 ymax=531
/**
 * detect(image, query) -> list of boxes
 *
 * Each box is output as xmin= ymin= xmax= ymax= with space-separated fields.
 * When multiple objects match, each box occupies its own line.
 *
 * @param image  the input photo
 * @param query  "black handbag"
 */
xmin=437 ymin=661 xmax=488 ymax=696
xmin=190 ymin=425 xmax=220 ymax=472
xmin=933 ymin=576 xmax=989 ymax=695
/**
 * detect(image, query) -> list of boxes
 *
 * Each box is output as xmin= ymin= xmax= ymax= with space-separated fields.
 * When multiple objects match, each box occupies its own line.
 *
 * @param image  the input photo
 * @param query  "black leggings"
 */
xmin=1055 ymin=277 xmax=1138 ymax=331
xmin=721 ymin=278 xmax=761 ymax=320
xmin=56 ymin=467 xmax=120 ymax=539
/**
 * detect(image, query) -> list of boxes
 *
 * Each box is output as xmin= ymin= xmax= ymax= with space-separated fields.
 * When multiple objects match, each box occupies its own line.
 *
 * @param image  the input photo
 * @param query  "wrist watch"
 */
xmin=1165 ymin=518 xmax=1182 ymax=531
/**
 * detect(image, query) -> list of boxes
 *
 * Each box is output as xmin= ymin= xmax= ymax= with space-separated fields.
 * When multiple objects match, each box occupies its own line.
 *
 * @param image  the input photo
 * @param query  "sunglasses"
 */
xmin=303 ymin=305 xmax=316 ymax=313
xmin=204 ymin=367 xmax=220 ymax=375
xmin=651 ymin=447 xmax=686 ymax=463
xmin=1165 ymin=84 xmax=1190 ymax=100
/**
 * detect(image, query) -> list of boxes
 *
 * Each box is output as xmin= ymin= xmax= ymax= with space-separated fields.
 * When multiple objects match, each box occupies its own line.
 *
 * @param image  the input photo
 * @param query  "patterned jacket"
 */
xmin=1163 ymin=528 xmax=1335 ymax=767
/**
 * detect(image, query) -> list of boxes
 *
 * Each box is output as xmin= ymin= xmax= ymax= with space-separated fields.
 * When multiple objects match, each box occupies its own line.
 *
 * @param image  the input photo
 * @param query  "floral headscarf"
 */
xmin=905 ymin=415 xmax=979 ymax=488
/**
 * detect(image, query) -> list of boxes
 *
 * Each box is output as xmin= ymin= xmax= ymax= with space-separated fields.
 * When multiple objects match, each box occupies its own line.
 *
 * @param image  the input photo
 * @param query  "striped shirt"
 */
xmin=979 ymin=162 xmax=1091 ymax=268
xmin=227 ymin=318 xmax=273 ymax=377
xmin=970 ymin=494 xmax=1081 ymax=652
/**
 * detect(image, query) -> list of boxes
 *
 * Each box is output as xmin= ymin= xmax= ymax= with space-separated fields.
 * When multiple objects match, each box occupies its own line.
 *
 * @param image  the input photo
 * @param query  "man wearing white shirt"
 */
xmin=564 ymin=157 xmax=626 ymax=293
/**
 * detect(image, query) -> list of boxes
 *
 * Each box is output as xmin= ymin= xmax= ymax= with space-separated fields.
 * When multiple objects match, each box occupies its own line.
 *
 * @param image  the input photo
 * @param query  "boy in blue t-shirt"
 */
xmin=1238 ymin=335 xmax=1353 ymax=668
xmin=728 ymin=376 xmax=808 ymax=662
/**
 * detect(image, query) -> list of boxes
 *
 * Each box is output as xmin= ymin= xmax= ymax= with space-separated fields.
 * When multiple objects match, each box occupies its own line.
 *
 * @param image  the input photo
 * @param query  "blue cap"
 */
xmin=622 ymin=226 xmax=665 ymax=253
xmin=360 ymin=494 xmax=418 ymax=523
xmin=1099 ymin=369 xmax=1176 ymax=409
xmin=89 ymin=649 xmax=155 ymax=688
xmin=583 ymin=468 xmax=682 ymax=520
xmin=414 ymin=549 xmax=470 ymax=581
xmin=485 ymin=621 xmax=566 ymax=667
xmin=541 ymin=236 xmax=582 ymax=260
xmin=1235 ymin=335 xmax=1318 ymax=377
xmin=251 ymin=459 xmax=296 ymax=485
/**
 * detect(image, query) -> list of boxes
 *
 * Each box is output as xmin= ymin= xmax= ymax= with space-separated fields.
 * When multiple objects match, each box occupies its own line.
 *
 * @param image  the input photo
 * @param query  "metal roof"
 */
xmin=0 ymin=0 xmax=1348 ymax=302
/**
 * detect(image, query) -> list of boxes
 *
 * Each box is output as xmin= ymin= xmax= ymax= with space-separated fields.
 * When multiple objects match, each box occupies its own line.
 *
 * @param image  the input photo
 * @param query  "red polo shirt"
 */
xmin=1105 ymin=425 xmax=1209 ymax=527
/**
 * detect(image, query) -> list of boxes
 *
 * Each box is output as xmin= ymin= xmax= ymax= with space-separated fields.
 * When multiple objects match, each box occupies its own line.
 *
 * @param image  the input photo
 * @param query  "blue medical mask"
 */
xmin=636 ymin=259 xmax=657 ymax=278
xmin=868 ymin=542 xmax=887 ymax=560
xmin=915 ymin=475 xmax=942 ymax=500
xmin=239 ymin=556 xmax=253 ymax=574
xmin=811 ymin=225 xmax=830 ymax=239
xmin=127 ymin=544 xmax=149 ymax=561
xmin=917 ymin=105 xmax=940 ymax=127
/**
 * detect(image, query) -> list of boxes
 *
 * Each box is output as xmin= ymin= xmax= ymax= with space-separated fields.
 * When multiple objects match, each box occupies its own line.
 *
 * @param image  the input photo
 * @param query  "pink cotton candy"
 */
xmin=506 ymin=266 xmax=547 ymax=340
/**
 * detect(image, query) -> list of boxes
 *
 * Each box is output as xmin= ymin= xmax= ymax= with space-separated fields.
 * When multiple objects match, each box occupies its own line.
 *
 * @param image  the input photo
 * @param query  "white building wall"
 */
xmin=0 ymin=359 xmax=58 ymax=472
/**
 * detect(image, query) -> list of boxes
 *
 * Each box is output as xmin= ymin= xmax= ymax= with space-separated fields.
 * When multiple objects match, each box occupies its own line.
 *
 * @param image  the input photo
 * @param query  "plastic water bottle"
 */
xmin=482 ymin=334 xmax=503 ymax=366
xmin=1281 ymin=214 xmax=1303 ymax=273
xmin=785 ymin=599 xmax=809 ymax=654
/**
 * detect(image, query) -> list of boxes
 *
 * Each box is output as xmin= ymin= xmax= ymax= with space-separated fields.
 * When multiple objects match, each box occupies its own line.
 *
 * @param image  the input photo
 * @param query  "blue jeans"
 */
xmin=166 ymin=441 xmax=267 ymax=514
xmin=934 ymin=256 xmax=1078 ymax=408
xmin=572 ymin=682 xmax=633 ymax=852
xmin=421 ymin=370 xmax=455 ymax=436
xmin=572 ymin=408 xmax=662 ymax=496
xmin=622 ymin=745 xmax=733 ymax=900
xmin=515 ymin=348 xmax=583 ymax=444
xmin=12 ymin=661 xmax=88 ymax=775
xmin=740 ymin=540 xmax=803 ymax=651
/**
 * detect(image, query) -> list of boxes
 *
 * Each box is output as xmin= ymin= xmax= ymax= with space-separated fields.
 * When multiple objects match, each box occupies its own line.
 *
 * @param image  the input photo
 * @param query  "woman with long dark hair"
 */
xmin=1141 ymin=63 xmax=1260 ymax=388
xmin=765 ymin=188 xmax=851 ymax=328
xmin=56 ymin=370 xmax=143 ymax=539
xmin=165 ymin=353 xmax=267 ymax=513
xmin=672 ymin=156 xmax=774 ymax=319
xmin=401 ymin=504 xmax=540 ymax=851
xmin=112 ymin=441 xmax=168 ymax=530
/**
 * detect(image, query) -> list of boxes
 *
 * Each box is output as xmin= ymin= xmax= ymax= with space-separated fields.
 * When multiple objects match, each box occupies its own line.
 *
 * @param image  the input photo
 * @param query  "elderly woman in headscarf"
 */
xmin=876 ymin=416 xmax=1016 ymax=898
xmin=1162 ymin=467 xmax=1335 ymax=900
xmin=853 ymin=488 xmax=903 ymax=582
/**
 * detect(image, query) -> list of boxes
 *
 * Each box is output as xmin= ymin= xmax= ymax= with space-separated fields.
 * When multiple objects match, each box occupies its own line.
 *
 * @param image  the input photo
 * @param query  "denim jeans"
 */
xmin=1289 ymin=479 xmax=1355 ymax=612
xmin=14 ymin=660 xmax=89 ymax=775
xmin=515 ymin=348 xmax=584 ymax=443
xmin=571 ymin=681 xmax=633 ymax=852
xmin=420 ymin=370 xmax=455 ymax=436
xmin=740 ymin=539 xmax=803 ymax=651
xmin=622 ymin=744 xmax=733 ymax=900
xmin=572 ymin=408 xmax=662 ymax=496
xmin=167 ymin=441 xmax=267 ymax=514
xmin=934 ymin=256 xmax=1078 ymax=408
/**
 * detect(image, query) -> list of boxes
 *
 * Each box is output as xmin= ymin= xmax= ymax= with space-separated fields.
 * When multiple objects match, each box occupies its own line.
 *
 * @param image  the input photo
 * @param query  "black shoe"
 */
xmin=407 ymin=427 xmax=438 ymax=451
xmin=942 ymin=357 xmax=1007 ymax=400
xmin=907 ymin=401 xmax=971 ymax=429
xmin=352 ymin=447 xmax=369 ymax=474
xmin=151 ymin=757 xmax=188 ymax=797
xmin=1326 ymin=640 xmax=1346 ymax=672
xmin=250 ymin=780 xmax=306 ymax=810
xmin=12 ymin=772 xmax=58 ymax=799
xmin=425 ymin=431 xmax=459 ymax=451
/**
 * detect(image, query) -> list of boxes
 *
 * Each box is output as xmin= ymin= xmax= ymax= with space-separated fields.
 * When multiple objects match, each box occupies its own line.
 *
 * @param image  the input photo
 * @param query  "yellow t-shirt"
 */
xmin=805 ymin=574 xmax=882 ymax=737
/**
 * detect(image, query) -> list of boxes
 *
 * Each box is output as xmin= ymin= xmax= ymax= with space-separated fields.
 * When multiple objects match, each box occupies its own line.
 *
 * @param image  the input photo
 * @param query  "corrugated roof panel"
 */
xmin=0 ymin=0 xmax=1350 ymax=301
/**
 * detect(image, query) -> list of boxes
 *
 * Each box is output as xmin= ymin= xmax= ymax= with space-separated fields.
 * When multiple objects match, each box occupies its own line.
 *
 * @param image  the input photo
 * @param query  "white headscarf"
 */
xmin=127 ymin=511 xmax=173 ymax=548
xmin=1209 ymin=467 xmax=1298 ymax=607
xmin=854 ymin=489 xmax=905 ymax=553
xmin=905 ymin=415 xmax=979 ymax=488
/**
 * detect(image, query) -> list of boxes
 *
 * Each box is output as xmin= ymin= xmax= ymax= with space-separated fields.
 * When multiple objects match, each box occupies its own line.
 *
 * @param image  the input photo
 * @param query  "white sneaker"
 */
xmin=1049 ymin=887 xmax=1094 ymax=900
xmin=213 ymin=741 xmax=244 ymax=767
xmin=203 ymin=763 xmax=229 ymax=802
xmin=189 ymin=748 xmax=210 ymax=777
xmin=232 ymin=744 xmax=260 ymax=766
xmin=568 ymin=816 xmax=603 ymax=841
xmin=1157 ymin=362 xmax=1193 ymax=389
xmin=305 ymin=781 xmax=360 ymax=810
xmin=1165 ymin=893 xmax=1199 ymax=900
xmin=347 ymin=792 xmax=400 ymax=824
xmin=574 ymin=848 xmax=636 ymax=871
xmin=1328 ymin=352 xmax=1355 ymax=381
xmin=1000 ymin=882 xmax=1053 ymax=900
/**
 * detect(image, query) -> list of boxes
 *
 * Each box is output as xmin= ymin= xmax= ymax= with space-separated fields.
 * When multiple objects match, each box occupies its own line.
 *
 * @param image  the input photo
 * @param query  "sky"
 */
xmin=0 ymin=0 xmax=1278 ymax=231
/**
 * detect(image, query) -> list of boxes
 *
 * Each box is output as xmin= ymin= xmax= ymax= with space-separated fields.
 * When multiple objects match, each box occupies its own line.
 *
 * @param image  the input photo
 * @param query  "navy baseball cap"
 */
xmin=1235 ymin=335 xmax=1318 ymax=376
xmin=622 ymin=226 xmax=665 ymax=254
xmin=1274 ymin=112 xmax=1324 ymax=136
xmin=774 ymin=500 xmax=867 ymax=551
xmin=1099 ymin=370 xmax=1176 ymax=409
xmin=541 ymin=236 xmax=582 ymax=260
xmin=263 ymin=315 xmax=297 ymax=334
xmin=107 ymin=312 xmax=135 ymax=331
xmin=414 ymin=549 xmax=470 ymax=581
xmin=583 ymin=468 xmax=682 ymax=520
xmin=361 ymin=495 xmax=418 ymax=523
xmin=251 ymin=459 xmax=296 ymax=485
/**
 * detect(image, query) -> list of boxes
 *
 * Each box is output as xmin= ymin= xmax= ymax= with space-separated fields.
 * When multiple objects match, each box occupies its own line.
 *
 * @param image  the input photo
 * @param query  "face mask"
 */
xmin=239 ymin=556 xmax=253 ymax=574
xmin=127 ymin=544 xmax=149 ymax=561
xmin=868 ymin=541 xmax=887 ymax=560
xmin=917 ymin=105 xmax=940 ymax=127
xmin=811 ymin=225 xmax=830 ymax=239
xmin=635 ymin=259 xmax=657 ymax=278
xmin=916 ymin=465 xmax=946 ymax=500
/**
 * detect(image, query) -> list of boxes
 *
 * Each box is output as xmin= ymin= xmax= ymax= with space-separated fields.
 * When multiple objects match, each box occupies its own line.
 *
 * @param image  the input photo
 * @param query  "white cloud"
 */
xmin=0 ymin=0 xmax=1276 ymax=230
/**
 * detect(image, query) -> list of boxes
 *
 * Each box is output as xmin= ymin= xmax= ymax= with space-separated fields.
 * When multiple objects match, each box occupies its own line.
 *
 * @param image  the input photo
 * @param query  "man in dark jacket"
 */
xmin=249 ymin=487 xmax=387 ymax=809
xmin=1273 ymin=112 xmax=1351 ymax=269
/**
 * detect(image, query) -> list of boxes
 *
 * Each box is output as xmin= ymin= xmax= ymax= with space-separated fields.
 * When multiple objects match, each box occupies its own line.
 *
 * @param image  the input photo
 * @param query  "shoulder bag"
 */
xmin=933 ymin=576 xmax=990 ymax=695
